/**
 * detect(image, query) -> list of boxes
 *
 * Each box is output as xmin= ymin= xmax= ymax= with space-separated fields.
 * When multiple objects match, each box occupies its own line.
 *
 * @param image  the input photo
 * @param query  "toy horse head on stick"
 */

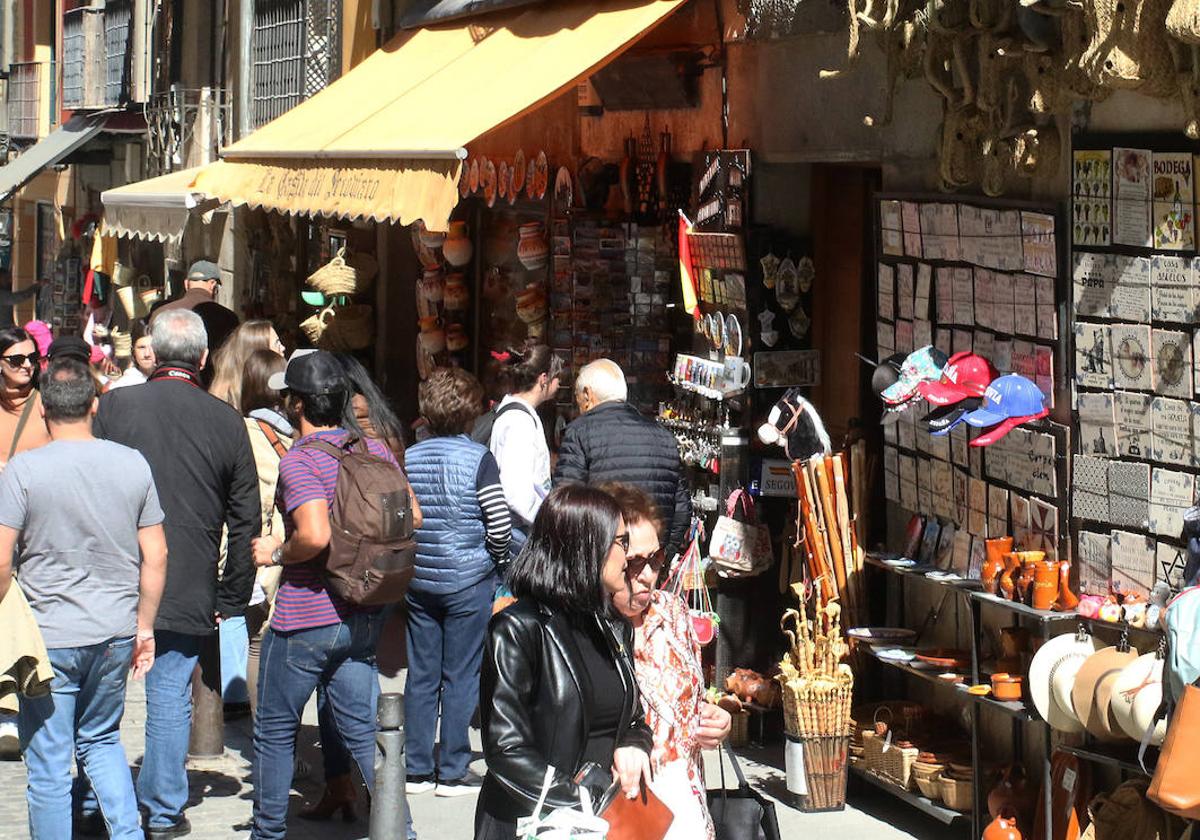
xmin=758 ymin=388 xmax=832 ymax=462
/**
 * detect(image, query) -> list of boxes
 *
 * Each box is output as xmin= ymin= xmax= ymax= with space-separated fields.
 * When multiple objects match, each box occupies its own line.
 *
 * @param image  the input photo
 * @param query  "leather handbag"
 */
xmin=710 ymin=490 xmax=773 ymax=578
xmin=598 ymin=781 xmax=674 ymax=840
xmin=707 ymin=744 xmax=781 ymax=840
xmin=1147 ymin=683 xmax=1200 ymax=820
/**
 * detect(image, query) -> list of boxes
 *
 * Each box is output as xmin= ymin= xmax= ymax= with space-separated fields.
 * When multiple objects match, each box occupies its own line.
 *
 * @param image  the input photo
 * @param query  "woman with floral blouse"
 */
xmin=602 ymin=483 xmax=732 ymax=839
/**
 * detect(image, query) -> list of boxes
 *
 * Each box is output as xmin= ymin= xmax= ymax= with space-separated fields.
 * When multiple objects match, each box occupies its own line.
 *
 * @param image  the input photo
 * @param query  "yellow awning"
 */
xmin=101 ymin=167 xmax=209 ymax=242
xmin=194 ymin=0 xmax=687 ymax=230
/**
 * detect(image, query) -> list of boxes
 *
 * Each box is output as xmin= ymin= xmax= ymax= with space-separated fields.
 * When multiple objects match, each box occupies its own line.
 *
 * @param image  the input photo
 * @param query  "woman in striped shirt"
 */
xmin=403 ymin=368 xmax=512 ymax=797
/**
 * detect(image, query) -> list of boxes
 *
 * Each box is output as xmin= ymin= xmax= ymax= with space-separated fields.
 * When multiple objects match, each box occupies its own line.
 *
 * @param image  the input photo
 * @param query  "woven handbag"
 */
xmin=320 ymin=304 xmax=374 ymax=352
xmin=308 ymin=248 xmax=359 ymax=297
xmin=1080 ymin=0 xmax=1177 ymax=94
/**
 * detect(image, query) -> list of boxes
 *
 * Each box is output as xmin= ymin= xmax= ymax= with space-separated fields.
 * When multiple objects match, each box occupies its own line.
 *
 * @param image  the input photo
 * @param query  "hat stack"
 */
xmin=878 ymin=346 xmax=948 ymax=426
xmin=961 ymin=374 xmax=1050 ymax=447
xmin=917 ymin=351 xmax=997 ymax=436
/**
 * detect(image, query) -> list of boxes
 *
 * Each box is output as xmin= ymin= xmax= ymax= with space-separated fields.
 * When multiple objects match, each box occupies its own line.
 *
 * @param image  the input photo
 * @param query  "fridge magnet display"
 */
xmin=1114 ymin=391 xmax=1153 ymax=459
xmin=752 ymin=350 xmax=821 ymax=388
xmin=881 ymin=199 xmax=903 ymax=232
xmin=1152 ymin=329 xmax=1193 ymax=398
xmin=1113 ymin=147 xmax=1153 ymax=248
xmin=1110 ymin=529 xmax=1155 ymax=598
xmin=1151 ymin=255 xmax=1197 ymax=323
xmin=878 ymin=263 xmax=895 ymax=319
xmin=1074 ymin=322 xmax=1113 ymax=388
xmin=1111 ymin=255 xmax=1152 ymax=323
xmin=1150 ymin=396 xmax=1192 ymax=465
xmin=797 ymin=257 xmax=815 ymax=293
xmin=1111 ymin=323 xmax=1153 ymax=391
xmin=1151 ymin=151 xmax=1194 ymax=250
xmin=776 ymin=258 xmax=801 ymax=312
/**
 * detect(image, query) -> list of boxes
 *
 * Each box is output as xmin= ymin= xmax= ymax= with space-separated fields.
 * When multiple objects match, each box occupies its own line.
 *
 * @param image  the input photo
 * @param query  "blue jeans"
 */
xmin=405 ymin=573 xmax=494 ymax=780
xmin=252 ymin=612 xmax=388 ymax=840
xmin=137 ymin=630 xmax=203 ymax=829
xmin=219 ymin=615 xmax=250 ymax=704
xmin=18 ymin=637 xmax=140 ymax=840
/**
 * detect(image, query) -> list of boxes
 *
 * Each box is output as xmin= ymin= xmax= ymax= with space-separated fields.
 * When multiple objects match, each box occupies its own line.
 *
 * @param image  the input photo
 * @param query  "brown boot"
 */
xmin=299 ymin=773 xmax=357 ymax=822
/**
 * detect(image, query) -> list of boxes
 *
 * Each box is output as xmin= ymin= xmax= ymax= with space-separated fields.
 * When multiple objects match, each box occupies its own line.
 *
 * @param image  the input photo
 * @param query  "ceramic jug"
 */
xmin=999 ymin=553 xmax=1022 ymax=601
xmin=443 ymin=220 xmax=473 ymax=267
xmin=983 ymin=537 xmax=1013 ymax=594
xmin=983 ymin=811 xmax=1023 ymax=840
xmin=1032 ymin=560 xmax=1061 ymax=611
xmin=1055 ymin=562 xmax=1080 ymax=611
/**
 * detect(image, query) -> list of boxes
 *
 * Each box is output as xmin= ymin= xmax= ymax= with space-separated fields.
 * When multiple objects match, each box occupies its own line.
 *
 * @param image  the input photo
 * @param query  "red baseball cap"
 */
xmin=918 ymin=351 xmax=998 ymax=407
xmin=968 ymin=407 xmax=1051 ymax=447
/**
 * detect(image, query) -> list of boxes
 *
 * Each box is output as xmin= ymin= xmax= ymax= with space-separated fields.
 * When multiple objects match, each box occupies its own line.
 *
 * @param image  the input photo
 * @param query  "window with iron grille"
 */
xmin=252 ymin=0 xmax=341 ymax=128
xmin=62 ymin=10 xmax=85 ymax=109
xmin=104 ymin=0 xmax=133 ymax=106
xmin=8 ymin=63 xmax=44 ymax=139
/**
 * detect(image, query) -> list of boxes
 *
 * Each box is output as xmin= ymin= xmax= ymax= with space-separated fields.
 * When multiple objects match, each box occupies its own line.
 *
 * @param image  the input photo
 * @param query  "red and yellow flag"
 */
xmin=677 ymin=210 xmax=700 ymax=320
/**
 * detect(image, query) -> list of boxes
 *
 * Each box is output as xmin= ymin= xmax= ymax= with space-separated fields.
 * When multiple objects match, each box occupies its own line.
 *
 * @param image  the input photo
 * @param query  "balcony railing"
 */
xmin=62 ymin=0 xmax=134 ymax=110
xmin=8 ymin=62 xmax=48 ymax=139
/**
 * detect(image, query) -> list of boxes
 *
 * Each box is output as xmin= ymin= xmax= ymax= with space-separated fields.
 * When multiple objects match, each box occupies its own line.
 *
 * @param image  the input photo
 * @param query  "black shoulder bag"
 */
xmin=708 ymin=743 xmax=781 ymax=840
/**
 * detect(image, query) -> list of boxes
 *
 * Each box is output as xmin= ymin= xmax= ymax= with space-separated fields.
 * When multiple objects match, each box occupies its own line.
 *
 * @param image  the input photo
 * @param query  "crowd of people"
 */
xmin=1 ymin=259 xmax=733 ymax=840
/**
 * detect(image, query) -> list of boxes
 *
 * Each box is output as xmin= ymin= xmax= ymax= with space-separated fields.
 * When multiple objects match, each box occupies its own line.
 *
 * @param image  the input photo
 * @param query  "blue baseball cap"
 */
xmin=962 ymin=374 xmax=1045 ymax=427
xmin=880 ymin=345 xmax=949 ymax=406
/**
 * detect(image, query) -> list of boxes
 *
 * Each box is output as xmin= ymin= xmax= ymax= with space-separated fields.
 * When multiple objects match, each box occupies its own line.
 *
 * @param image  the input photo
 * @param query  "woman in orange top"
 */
xmin=0 ymin=326 xmax=50 ymax=468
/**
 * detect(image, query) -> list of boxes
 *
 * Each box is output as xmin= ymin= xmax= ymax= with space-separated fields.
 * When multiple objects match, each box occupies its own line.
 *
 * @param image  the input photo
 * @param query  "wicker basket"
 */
xmin=913 ymin=767 xmax=943 ymax=801
xmin=301 ymin=306 xmax=336 ymax=344
xmin=728 ymin=711 xmax=751 ymax=747
xmin=308 ymin=248 xmax=359 ymax=296
xmin=347 ymin=252 xmax=379 ymax=287
xmin=859 ymin=730 xmax=919 ymax=790
xmin=320 ymin=304 xmax=374 ymax=352
xmin=938 ymin=775 xmax=972 ymax=812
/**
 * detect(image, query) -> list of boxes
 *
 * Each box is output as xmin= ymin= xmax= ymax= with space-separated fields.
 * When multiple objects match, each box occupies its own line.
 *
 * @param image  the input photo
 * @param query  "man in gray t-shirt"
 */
xmin=0 ymin=358 xmax=167 ymax=840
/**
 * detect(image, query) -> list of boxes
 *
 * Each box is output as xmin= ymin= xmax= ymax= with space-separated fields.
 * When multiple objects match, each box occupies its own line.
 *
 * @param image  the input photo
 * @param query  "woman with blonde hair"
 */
xmin=209 ymin=319 xmax=285 ymax=409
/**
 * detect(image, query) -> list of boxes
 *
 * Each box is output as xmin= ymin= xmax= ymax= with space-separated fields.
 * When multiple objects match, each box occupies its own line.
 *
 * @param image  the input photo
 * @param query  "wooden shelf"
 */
xmin=848 ymin=766 xmax=970 ymax=827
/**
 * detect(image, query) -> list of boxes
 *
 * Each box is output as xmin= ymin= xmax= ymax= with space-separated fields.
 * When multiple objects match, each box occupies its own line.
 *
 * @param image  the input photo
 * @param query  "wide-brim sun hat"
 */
xmin=1110 ymin=652 xmax=1167 ymax=746
xmin=1070 ymin=646 xmax=1140 ymax=741
xmin=1030 ymin=630 xmax=1098 ymax=733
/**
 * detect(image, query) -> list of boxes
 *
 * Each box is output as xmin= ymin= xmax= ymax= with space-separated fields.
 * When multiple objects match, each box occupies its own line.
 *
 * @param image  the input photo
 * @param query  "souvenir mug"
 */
xmin=723 ymin=356 xmax=752 ymax=393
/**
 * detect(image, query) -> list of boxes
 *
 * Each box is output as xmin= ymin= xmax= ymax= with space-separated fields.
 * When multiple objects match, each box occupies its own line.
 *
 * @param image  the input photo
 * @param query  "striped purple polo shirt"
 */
xmin=271 ymin=429 xmax=396 ymax=632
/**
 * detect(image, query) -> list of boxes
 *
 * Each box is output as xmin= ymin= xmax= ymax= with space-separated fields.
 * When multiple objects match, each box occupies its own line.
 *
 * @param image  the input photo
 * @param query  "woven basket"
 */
xmin=1080 ymin=0 xmax=1176 ymax=93
xmin=939 ymin=775 xmax=973 ymax=811
xmin=1169 ymin=0 xmax=1200 ymax=42
xmin=301 ymin=305 xmax=336 ymax=344
xmin=914 ymin=770 xmax=943 ymax=801
xmin=308 ymin=248 xmax=359 ymax=297
xmin=729 ymin=711 xmax=751 ymax=748
xmin=347 ymin=252 xmax=378 ymax=287
xmin=320 ymin=304 xmax=374 ymax=352
xmin=860 ymin=730 xmax=919 ymax=790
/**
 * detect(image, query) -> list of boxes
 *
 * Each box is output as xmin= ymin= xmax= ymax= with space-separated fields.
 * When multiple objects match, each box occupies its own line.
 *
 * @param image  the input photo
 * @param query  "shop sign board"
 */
xmin=753 ymin=349 xmax=821 ymax=388
xmin=757 ymin=459 xmax=798 ymax=498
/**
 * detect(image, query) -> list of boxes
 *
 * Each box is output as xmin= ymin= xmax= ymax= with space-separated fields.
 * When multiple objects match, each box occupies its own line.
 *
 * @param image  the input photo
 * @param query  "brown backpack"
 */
xmin=302 ymin=436 xmax=416 ymax=605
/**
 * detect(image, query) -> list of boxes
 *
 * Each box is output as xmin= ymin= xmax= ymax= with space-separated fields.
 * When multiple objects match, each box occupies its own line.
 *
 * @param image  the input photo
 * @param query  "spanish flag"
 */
xmin=677 ymin=210 xmax=700 ymax=320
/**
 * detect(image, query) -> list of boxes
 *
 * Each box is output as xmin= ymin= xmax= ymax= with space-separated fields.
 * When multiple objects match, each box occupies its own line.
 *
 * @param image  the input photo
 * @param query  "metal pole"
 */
xmin=188 ymin=631 xmax=224 ymax=758
xmin=370 ymin=692 xmax=407 ymax=840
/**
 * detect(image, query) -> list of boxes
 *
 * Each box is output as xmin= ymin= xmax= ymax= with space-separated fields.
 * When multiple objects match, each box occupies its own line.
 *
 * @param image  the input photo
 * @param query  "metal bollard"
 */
xmin=370 ymin=692 xmax=407 ymax=840
xmin=188 ymin=632 xmax=224 ymax=759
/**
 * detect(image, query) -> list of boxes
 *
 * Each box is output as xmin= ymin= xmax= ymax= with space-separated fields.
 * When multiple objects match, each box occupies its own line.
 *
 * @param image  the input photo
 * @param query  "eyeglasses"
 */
xmin=612 ymin=532 xmax=630 ymax=554
xmin=2 ymin=352 xmax=39 ymax=368
xmin=625 ymin=548 xmax=666 ymax=578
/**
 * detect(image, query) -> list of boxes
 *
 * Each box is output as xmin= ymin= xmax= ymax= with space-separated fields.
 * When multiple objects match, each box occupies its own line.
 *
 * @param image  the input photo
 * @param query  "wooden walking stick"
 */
xmin=831 ymin=454 xmax=857 ymax=622
xmin=797 ymin=466 xmax=835 ymax=602
xmin=812 ymin=455 xmax=846 ymax=600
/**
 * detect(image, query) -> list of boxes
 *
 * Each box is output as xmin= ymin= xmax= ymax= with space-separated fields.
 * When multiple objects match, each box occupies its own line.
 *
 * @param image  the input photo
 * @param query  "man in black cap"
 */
xmin=94 ymin=308 xmax=259 ymax=839
xmin=248 ymin=349 xmax=409 ymax=840
xmin=46 ymin=335 xmax=92 ymax=364
xmin=150 ymin=260 xmax=239 ymax=376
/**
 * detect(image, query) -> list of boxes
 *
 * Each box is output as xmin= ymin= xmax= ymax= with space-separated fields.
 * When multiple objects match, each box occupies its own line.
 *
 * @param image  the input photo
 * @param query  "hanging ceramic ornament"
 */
xmin=761 ymin=329 xmax=780 ymax=347
xmin=459 ymin=165 xmax=471 ymax=199
xmin=788 ymin=304 xmax=811 ymax=339
xmin=512 ymin=149 xmax=526 ymax=194
xmin=725 ymin=313 xmax=742 ymax=357
xmin=498 ymin=162 xmax=509 ymax=200
xmin=797 ymin=256 xmax=815 ymax=293
xmin=776 ymin=257 xmax=800 ymax=313
xmin=469 ymin=159 xmax=480 ymax=194
xmin=760 ymin=253 xmax=780 ymax=289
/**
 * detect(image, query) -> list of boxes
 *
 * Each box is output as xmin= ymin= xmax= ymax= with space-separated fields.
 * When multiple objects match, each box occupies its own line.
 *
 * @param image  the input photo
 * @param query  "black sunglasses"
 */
xmin=2 ymin=352 xmax=39 ymax=368
xmin=626 ymin=548 xmax=667 ymax=578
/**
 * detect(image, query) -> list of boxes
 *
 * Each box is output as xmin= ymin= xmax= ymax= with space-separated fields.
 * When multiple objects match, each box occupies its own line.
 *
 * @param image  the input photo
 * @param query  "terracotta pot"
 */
xmin=983 ymin=811 xmax=1023 ymax=840
xmin=419 ymin=268 xmax=444 ymax=305
xmin=999 ymin=554 xmax=1022 ymax=601
xmin=983 ymin=537 xmax=1013 ymax=594
xmin=516 ymin=222 xmax=549 ymax=271
xmin=417 ymin=314 xmax=441 ymax=332
xmin=444 ymin=275 xmax=469 ymax=311
xmin=1032 ymin=560 xmax=1060 ymax=611
xmin=446 ymin=323 xmax=468 ymax=352
xmin=991 ymin=674 xmax=1024 ymax=702
xmin=515 ymin=284 xmax=547 ymax=325
xmin=1055 ymin=562 xmax=1080 ymax=611
xmin=1013 ymin=552 xmax=1046 ymax=605
xmin=442 ymin=220 xmax=473 ymax=267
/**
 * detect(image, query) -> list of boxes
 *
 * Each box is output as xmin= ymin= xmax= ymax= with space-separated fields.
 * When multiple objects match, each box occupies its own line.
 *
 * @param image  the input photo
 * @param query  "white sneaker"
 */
xmin=436 ymin=770 xmax=483 ymax=797
xmin=407 ymin=774 xmax=436 ymax=794
xmin=0 ymin=718 xmax=20 ymax=760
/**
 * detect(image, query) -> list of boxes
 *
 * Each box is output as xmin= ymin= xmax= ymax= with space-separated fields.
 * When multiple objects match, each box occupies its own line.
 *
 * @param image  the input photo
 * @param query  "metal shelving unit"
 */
xmin=849 ymin=765 xmax=970 ymax=828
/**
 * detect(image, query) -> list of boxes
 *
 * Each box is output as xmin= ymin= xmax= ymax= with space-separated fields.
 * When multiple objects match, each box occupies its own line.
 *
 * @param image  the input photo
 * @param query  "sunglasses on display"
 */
xmin=2 ymin=353 xmax=39 ymax=368
xmin=626 ymin=548 xmax=667 ymax=578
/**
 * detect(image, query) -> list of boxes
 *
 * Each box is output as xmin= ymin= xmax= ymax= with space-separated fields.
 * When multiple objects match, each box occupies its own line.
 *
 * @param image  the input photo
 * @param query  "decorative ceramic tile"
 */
xmin=967 ymin=536 xmax=987 ymax=579
xmin=1077 ymin=531 xmax=1112 ymax=596
xmin=1112 ymin=254 xmax=1152 ymax=322
xmin=1108 ymin=461 xmax=1151 ymax=529
xmin=951 ymin=529 xmax=972 ymax=575
xmin=1078 ymin=392 xmax=1117 ymax=457
xmin=1115 ymin=390 xmax=1153 ymax=459
xmin=1072 ymin=455 xmax=1109 ymax=493
xmin=1111 ymin=323 xmax=1154 ymax=390
xmin=1153 ymin=328 xmax=1193 ymax=398
xmin=1111 ymin=529 xmax=1156 ymax=598
xmin=1073 ymin=251 xmax=1114 ymax=317
xmin=1029 ymin=497 xmax=1059 ymax=559
xmin=1151 ymin=396 xmax=1193 ymax=466
xmin=1075 ymin=322 xmax=1113 ymax=388
xmin=1150 ymin=255 xmax=1196 ymax=323
xmin=1157 ymin=542 xmax=1188 ymax=594
xmin=1149 ymin=467 xmax=1193 ymax=538
xmin=1072 ymin=488 xmax=1110 ymax=523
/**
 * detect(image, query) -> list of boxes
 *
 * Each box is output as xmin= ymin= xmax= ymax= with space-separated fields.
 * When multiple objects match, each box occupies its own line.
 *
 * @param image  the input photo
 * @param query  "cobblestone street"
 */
xmin=0 ymin=679 xmax=940 ymax=839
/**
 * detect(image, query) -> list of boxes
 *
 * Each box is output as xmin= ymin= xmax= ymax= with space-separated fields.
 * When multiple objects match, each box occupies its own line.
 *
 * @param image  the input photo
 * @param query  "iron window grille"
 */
xmin=8 ymin=62 xmax=46 ymax=139
xmin=251 ymin=0 xmax=341 ymax=128
xmin=104 ymin=0 xmax=134 ymax=106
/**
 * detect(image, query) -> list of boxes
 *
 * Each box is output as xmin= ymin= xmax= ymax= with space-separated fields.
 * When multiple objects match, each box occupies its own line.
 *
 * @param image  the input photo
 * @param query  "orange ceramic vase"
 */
xmin=982 ymin=537 xmax=1013 ymax=594
xmin=1055 ymin=562 xmax=1080 ymax=611
xmin=999 ymin=553 xmax=1022 ymax=601
xmin=984 ymin=811 xmax=1024 ymax=840
xmin=1031 ymin=561 xmax=1061 ymax=611
xmin=1010 ymin=551 xmax=1045 ymax=603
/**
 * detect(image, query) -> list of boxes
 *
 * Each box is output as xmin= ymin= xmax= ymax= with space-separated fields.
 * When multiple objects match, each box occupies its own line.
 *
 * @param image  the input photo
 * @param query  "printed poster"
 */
xmin=1113 ymin=147 xmax=1153 ymax=248
xmin=1151 ymin=152 xmax=1194 ymax=250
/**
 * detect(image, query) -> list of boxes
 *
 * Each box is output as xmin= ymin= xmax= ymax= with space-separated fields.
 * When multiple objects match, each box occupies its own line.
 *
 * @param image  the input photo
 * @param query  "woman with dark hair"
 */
xmin=333 ymin=352 xmax=407 ymax=462
xmin=486 ymin=344 xmax=563 ymax=555
xmin=475 ymin=484 xmax=653 ymax=840
xmin=0 ymin=326 xmax=49 ymax=466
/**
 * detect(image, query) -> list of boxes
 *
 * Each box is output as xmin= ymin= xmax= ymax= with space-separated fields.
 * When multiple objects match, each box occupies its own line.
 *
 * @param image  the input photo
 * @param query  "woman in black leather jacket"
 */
xmin=475 ymin=484 xmax=654 ymax=840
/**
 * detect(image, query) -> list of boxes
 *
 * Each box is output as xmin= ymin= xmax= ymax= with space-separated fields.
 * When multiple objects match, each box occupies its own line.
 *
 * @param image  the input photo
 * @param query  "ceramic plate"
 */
xmin=498 ymin=162 xmax=509 ymax=199
xmin=507 ymin=165 xmax=518 ymax=206
xmin=482 ymin=159 xmax=497 ymax=207
xmin=468 ymin=159 xmax=480 ymax=193
xmin=512 ymin=149 xmax=526 ymax=193
xmin=725 ymin=313 xmax=742 ymax=356
xmin=534 ymin=151 xmax=549 ymax=199
xmin=555 ymin=166 xmax=573 ymax=209
xmin=525 ymin=160 xmax=537 ymax=199
xmin=847 ymin=627 xmax=917 ymax=644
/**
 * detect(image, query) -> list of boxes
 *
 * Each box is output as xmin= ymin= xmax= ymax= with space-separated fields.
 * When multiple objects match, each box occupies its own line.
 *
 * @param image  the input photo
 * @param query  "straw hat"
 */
xmin=1070 ymin=646 xmax=1140 ymax=741
xmin=1110 ymin=652 xmax=1168 ymax=746
xmin=1029 ymin=630 xmax=1098 ymax=733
